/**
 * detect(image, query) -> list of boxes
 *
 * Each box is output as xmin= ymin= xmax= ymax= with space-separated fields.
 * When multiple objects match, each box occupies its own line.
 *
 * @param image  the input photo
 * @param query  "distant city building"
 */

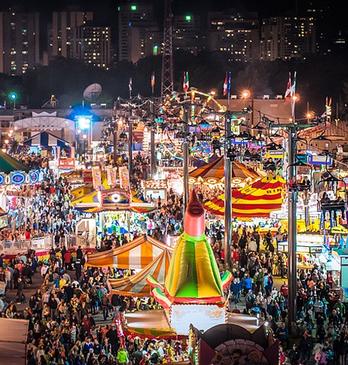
xmin=48 ymin=11 xmax=93 ymax=60
xmin=260 ymin=17 xmax=316 ymax=60
xmin=173 ymin=15 xmax=205 ymax=55
xmin=207 ymin=11 xmax=260 ymax=62
xmin=127 ymin=25 xmax=161 ymax=63
xmin=117 ymin=2 xmax=159 ymax=63
xmin=0 ymin=11 xmax=40 ymax=75
xmin=77 ymin=25 xmax=112 ymax=69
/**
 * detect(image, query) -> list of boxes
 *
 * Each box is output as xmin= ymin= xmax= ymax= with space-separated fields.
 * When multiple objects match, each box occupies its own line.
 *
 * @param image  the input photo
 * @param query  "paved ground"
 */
xmin=5 ymin=271 xmax=43 ymax=311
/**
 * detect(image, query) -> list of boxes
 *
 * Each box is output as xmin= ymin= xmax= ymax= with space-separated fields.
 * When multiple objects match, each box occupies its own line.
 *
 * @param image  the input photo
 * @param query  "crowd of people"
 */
xmin=1 ymin=149 xmax=348 ymax=364
xmin=0 ymin=245 xmax=190 ymax=365
xmin=224 ymin=226 xmax=347 ymax=365
xmin=5 ymin=171 xmax=79 ymax=246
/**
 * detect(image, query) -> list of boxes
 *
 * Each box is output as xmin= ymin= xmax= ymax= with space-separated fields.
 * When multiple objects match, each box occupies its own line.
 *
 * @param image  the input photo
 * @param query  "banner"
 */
xmin=92 ymin=166 xmax=102 ymax=190
xmin=83 ymin=170 xmax=93 ymax=184
xmin=112 ymin=167 xmax=118 ymax=187
xmin=308 ymin=154 xmax=333 ymax=166
xmin=119 ymin=166 xmax=130 ymax=191
xmin=106 ymin=166 xmax=117 ymax=187
xmin=265 ymin=149 xmax=284 ymax=159
xmin=58 ymin=158 xmax=75 ymax=169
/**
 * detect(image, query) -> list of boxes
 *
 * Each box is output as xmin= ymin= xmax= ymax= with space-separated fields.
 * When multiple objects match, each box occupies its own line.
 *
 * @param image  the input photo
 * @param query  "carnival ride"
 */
xmin=204 ymin=175 xmax=285 ymax=219
xmin=318 ymin=170 xmax=348 ymax=230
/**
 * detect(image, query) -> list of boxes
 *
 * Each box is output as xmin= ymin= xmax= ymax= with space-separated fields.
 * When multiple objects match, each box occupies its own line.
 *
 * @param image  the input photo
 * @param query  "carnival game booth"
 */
xmin=204 ymin=176 xmax=285 ymax=219
xmin=72 ymin=185 xmax=156 ymax=245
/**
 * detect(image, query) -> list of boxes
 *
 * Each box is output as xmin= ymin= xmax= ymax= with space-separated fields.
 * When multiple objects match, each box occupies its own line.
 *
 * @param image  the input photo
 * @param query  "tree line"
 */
xmin=1 ymin=51 xmax=348 ymax=118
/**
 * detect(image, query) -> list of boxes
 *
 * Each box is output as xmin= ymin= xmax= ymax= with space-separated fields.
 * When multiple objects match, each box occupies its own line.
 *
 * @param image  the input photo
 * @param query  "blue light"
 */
xmin=76 ymin=116 xmax=92 ymax=130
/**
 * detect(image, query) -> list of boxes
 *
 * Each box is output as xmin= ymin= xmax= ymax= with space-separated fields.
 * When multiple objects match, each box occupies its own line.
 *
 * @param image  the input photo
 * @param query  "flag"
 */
xmin=227 ymin=71 xmax=232 ymax=98
xmin=291 ymin=71 xmax=296 ymax=96
xmin=284 ymin=72 xmax=292 ymax=98
xmin=223 ymin=72 xmax=232 ymax=98
xmin=320 ymin=97 xmax=332 ymax=119
xmin=183 ymin=71 xmax=189 ymax=93
xmin=129 ymin=77 xmax=133 ymax=94
xmin=290 ymin=71 xmax=297 ymax=117
xmin=151 ymin=72 xmax=155 ymax=94
xmin=223 ymin=73 xmax=228 ymax=96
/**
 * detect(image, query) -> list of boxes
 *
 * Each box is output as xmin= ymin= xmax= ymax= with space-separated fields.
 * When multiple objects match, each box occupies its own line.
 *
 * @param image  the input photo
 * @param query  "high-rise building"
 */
xmin=173 ymin=15 xmax=205 ymax=55
xmin=127 ymin=25 xmax=161 ymax=63
xmin=207 ymin=11 xmax=260 ymax=62
xmin=48 ymin=11 xmax=93 ymax=60
xmin=0 ymin=11 xmax=40 ymax=75
xmin=117 ymin=2 xmax=158 ymax=63
xmin=78 ymin=25 xmax=112 ymax=69
xmin=260 ymin=17 xmax=316 ymax=60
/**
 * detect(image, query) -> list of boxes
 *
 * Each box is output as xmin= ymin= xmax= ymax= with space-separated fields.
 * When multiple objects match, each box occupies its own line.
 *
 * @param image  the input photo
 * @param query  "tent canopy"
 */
xmin=108 ymin=249 xmax=171 ymax=297
xmin=204 ymin=175 xmax=285 ymax=218
xmin=0 ymin=150 xmax=30 ymax=173
xmin=189 ymin=156 xmax=260 ymax=183
xmin=86 ymin=235 xmax=173 ymax=269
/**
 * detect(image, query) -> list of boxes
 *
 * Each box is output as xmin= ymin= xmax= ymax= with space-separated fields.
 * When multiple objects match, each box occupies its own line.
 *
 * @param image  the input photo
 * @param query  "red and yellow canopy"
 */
xmin=190 ymin=156 xmax=260 ymax=183
xmin=204 ymin=176 xmax=285 ymax=218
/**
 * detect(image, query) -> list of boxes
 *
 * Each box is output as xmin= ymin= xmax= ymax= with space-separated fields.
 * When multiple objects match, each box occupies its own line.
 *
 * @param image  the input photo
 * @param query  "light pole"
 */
xmin=150 ymin=101 xmax=157 ymax=178
xmin=287 ymin=126 xmax=297 ymax=333
xmin=241 ymin=89 xmax=253 ymax=129
xmin=8 ymin=92 xmax=17 ymax=110
xmin=128 ymin=116 xmax=133 ymax=185
xmin=183 ymin=104 xmax=190 ymax=210
xmin=224 ymin=112 xmax=233 ymax=270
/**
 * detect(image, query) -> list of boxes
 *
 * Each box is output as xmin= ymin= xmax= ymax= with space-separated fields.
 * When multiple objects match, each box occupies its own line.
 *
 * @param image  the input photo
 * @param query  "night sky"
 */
xmin=0 ymin=0 xmax=345 ymax=39
xmin=0 ymin=0 xmax=343 ymax=19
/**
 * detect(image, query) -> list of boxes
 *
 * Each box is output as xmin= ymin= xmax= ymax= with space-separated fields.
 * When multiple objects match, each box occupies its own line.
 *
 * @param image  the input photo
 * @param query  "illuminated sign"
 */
xmin=10 ymin=171 xmax=26 ymax=185
xmin=170 ymin=304 xmax=225 ymax=335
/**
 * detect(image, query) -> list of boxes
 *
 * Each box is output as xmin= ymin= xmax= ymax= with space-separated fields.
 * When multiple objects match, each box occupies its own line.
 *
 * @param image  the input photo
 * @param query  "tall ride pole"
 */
xmin=113 ymin=117 xmax=118 ymax=164
xmin=161 ymin=0 xmax=174 ymax=98
xmin=287 ymin=125 xmax=297 ymax=334
xmin=183 ymin=105 xmax=190 ymax=210
xmin=150 ymin=101 xmax=157 ymax=177
xmin=224 ymin=112 xmax=233 ymax=269
xmin=128 ymin=117 xmax=133 ymax=185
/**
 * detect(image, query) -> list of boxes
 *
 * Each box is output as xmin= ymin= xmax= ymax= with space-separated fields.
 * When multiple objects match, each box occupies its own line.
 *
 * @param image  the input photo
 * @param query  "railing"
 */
xmin=0 ymin=235 xmax=53 ymax=254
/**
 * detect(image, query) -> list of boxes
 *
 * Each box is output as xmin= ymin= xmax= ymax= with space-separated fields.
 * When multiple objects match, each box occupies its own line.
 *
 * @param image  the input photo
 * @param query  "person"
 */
xmin=102 ymin=294 xmax=110 ymax=321
xmin=76 ymin=245 xmax=83 ymax=261
xmin=280 ymin=281 xmax=288 ymax=297
xmin=117 ymin=346 xmax=129 ymax=365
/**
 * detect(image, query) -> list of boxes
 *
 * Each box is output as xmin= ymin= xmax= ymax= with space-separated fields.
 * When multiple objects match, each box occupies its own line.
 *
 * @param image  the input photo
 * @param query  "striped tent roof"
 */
xmin=108 ymin=249 xmax=172 ymax=297
xmin=189 ymin=156 xmax=260 ymax=182
xmin=86 ymin=235 xmax=173 ymax=269
xmin=0 ymin=151 xmax=29 ymax=174
xmin=204 ymin=175 xmax=285 ymax=218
